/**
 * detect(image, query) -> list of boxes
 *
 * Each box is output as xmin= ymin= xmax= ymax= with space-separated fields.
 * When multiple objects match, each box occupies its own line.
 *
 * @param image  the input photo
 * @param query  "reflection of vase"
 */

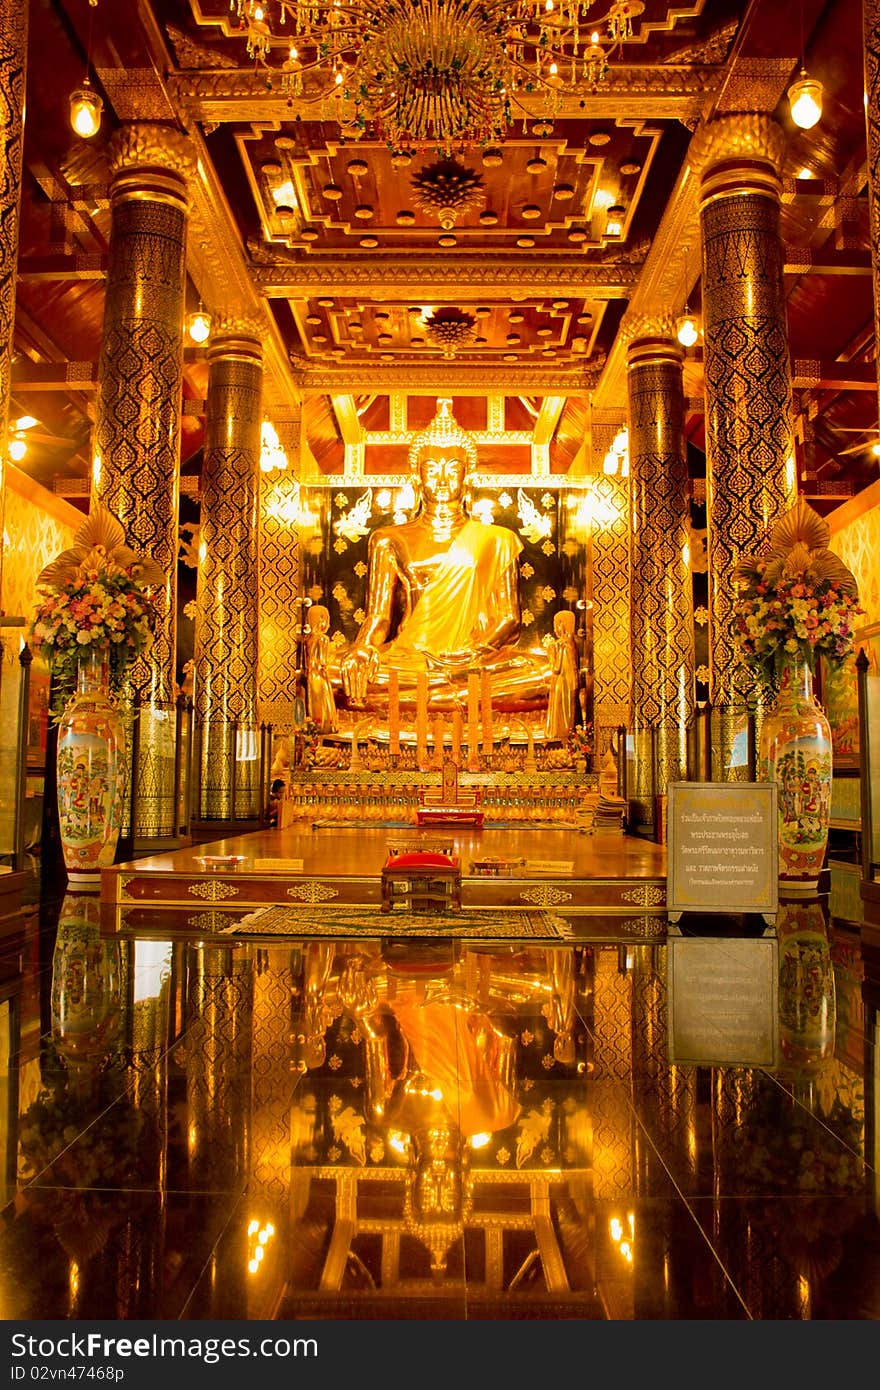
xmin=777 ymin=898 xmax=836 ymax=1073
xmin=51 ymin=893 xmax=124 ymax=1083
xmin=56 ymin=648 xmax=126 ymax=886
xmin=759 ymin=656 xmax=832 ymax=895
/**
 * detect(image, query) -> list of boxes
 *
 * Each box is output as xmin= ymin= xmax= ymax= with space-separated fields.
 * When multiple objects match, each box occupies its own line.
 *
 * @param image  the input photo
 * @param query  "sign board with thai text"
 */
xmin=667 ymin=781 xmax=778 ymax=919
xmin=524 ymin=858 xmax=575 ymax=876
xmin=667 ymin=933 xmax=779 ymax=1067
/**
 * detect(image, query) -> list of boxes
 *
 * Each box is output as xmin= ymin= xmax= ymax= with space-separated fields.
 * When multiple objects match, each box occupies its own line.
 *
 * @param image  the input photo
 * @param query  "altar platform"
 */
xmin=99 ymin=823 xmax=668 ymax=939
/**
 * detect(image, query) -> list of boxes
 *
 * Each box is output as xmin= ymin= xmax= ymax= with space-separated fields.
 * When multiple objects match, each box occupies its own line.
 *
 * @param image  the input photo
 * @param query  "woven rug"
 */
xmin=220 ymin=905 xmax=573 ymax=939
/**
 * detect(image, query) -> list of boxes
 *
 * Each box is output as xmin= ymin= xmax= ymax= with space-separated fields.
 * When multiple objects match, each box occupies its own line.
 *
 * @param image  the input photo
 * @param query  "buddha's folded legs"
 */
xmin=329 ymin=643 xmax=553 ymax=710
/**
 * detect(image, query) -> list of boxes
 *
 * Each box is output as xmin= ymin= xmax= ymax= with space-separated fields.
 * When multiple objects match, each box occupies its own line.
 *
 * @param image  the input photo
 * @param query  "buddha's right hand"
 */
xmin=341 ymin=645 xmax=378 ymax=705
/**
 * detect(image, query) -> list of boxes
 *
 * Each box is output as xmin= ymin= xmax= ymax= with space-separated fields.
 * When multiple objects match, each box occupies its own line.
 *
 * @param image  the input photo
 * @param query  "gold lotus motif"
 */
xmin=735 ymin=498 xmax=858 ymax=597
xmin=37 ymin=502 xmax=165 ymax=591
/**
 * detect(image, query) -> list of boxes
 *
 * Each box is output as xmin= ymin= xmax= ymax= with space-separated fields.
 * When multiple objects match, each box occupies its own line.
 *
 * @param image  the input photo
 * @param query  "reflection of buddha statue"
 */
xmin=336 ymin=399 xmax=551 ymax=711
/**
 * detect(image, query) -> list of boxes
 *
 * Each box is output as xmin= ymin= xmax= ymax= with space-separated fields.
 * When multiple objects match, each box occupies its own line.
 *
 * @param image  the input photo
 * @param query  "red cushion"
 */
xmin=385 ymin=851 xmax=458 ymax=869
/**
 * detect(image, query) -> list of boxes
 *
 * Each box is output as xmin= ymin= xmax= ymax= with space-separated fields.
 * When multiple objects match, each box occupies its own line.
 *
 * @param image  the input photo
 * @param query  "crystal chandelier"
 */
xmin=227 ymin=1 xmax=645 ymax=150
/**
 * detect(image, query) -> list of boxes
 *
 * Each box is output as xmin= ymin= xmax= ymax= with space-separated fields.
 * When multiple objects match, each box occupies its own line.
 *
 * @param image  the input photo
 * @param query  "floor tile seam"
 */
xmin=176 ymin=1185 xmax=250 ymax=1320
xmin=625 ymin=1102 xmax=754 ymax=1319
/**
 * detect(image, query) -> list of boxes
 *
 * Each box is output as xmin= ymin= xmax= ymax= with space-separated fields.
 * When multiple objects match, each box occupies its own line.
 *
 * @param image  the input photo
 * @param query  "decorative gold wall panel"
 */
xmin=93 ymin=131 xmax=189 ymax=708
xmin=258 ymin=468 xmax=303 ymax=731
xmin=0 ymin=0 xmax=28 ymax=611
xmin=196 ymin=333 xmax=262 ymax=818
xmin=0 ymin=483 xmax=75 ymax=622
xmin=830 ymin=505 xmax=880 ymax=627
xmin=587 ymin=475 xmax=631 ymax=753
xmin=627 ymin=345 xmax=694 ymax=827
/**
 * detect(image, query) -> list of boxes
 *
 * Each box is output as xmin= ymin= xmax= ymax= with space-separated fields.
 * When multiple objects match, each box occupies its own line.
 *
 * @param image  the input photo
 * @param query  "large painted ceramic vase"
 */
xmin=759 ymin=656 xmax=832 ymax=896
xmin=56 ymin=647 xmax=126 ymax=886
xmin=777 ymin=898 xmax=836 ymax=1073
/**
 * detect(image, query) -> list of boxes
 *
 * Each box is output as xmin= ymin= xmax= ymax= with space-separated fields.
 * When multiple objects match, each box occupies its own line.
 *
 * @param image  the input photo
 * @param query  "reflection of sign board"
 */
xmin=667 ymin=782 xmax=777 ymax=919
xmin=667 ymin=934 xmax=779 ymax=1067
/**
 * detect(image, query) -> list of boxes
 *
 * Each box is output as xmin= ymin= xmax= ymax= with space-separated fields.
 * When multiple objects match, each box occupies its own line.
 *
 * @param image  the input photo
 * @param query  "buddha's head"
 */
xmin=408 ymin=399 xmax=478 ymax=508
xmin=310 ymin=603 xmax=329 ymax=635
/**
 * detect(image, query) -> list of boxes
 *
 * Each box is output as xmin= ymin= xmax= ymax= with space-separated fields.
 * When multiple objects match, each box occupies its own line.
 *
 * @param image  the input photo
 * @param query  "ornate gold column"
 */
xmin=689 ymin=115 xmax=796 ymax=779
xmin=258 ymin=408 xmax=303 ymax=734
xmin=195 ymin=322 xmax=263 ymax=820
xmin=624 ymin=315 xmax=694 ymax=832
xmin=93 ymin=124 xmax=193 ymax=706
xmin=864 ymin=0 xmax=880 ymax=397
xmin=587 ymin=413 xmax=631 ymax=765
xmin=0 ymin=0 xmax=28 ymax=609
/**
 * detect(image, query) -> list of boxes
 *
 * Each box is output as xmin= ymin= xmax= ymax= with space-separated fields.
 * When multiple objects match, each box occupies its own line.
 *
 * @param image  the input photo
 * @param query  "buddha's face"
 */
xmin=416 ymin=445 xmax=469 ymax=504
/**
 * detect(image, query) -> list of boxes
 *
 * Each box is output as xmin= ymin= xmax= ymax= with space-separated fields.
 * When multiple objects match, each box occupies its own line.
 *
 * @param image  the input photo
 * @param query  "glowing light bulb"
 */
xmin=69 ymin=81 xmax=103 ymax=139
xmin=187 ymin=306 xmax=212 ymax=345
xmin=788 ymin=70 xmax=823 ymax=129
xmin=676 ymin=312 xmax=698 ymax=348
xmin=8 ymin=435 xmax=26 ymax=461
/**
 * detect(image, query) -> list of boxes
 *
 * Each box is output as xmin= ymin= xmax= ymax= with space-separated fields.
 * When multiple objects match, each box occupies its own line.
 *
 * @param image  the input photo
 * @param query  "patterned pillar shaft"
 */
xmin=864 ymin=0 xmax=880 ymax=400
xmin=625 ymin=319 xmax=694 ymax=832
xmin=0 ymin=0 xmax=28 ymax=610
xmin=257 ymin=408 xmax=303 ymax=734
xmin=586 ymin=422 xmax=631 ymax=764
xmin=93 ymin=124 xmax=193 ymax=707
xmin=196 ymin=325 xmax=263 ymax=819
xmin=689 ymin=115 xmax=796 ymax=779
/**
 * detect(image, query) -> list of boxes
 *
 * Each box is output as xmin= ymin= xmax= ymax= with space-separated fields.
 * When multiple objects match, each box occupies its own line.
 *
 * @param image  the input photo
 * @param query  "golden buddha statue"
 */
xmin=337 ymin=399 xmax=551 ymax=711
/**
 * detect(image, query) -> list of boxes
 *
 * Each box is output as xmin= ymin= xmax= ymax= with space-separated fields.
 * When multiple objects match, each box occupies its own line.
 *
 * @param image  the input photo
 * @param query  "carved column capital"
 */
xmin=108 ymin=123 xmax=195 ymax=209
xmin=689 ymin=113 xmax=786 ymax=203
xmin=209 ymin=314 xmax=265 ymax=363
xmin=620 ymin=311 xmax=682 ymax=367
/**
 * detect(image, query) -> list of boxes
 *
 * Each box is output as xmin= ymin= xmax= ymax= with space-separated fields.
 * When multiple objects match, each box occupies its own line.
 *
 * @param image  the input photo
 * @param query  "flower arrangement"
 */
xmin=28 ymin=503 xmax=163 ymax=713
xmin=567 ymin=723 xmax=593 ymax=761
xmin=733 ymin=499 xmax=863 ymax=686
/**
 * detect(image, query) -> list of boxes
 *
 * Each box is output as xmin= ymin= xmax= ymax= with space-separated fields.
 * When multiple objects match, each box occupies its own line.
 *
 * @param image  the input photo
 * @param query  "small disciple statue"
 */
xmin=337 ymin=399 xmax=551 ymax=711
xmin=306 ymin=604 xmax=337 ymax=732
xmin=544 ymin=609 xmax=579 ymax=742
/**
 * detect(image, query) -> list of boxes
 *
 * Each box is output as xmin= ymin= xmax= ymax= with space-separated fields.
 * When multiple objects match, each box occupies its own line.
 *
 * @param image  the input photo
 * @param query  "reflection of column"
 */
xmin=0 ymin=0 xmax=28 ymax=606
xmin=94 ymin=123 xmax=193 ymax=706
xmin=186 ymin=945 xmax=253 ymax=1191
xmin=624 ymin=317 xmax=694 ymax=831
xmin=196 ymin=324 xmax=263 ymax=819
xmin=864 ymin=2 xmax=880 ymax=402
xmin=689 ymin=115 xmax=796 ymax=779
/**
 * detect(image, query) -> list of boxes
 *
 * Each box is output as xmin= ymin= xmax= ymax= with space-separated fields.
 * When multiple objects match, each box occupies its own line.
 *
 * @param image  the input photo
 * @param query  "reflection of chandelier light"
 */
xmin=788 ymin=68 xmax=823 ymax=129
xmin=410 ymin=159 xmax=485 ymax=230
xmin=423 ymin=307 xmax=477 ymax=357
xmin=226 ymin=0 xmax=642 ymax=149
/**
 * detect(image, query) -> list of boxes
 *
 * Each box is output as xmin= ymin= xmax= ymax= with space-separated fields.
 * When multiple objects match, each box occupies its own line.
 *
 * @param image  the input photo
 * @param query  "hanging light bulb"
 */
xmin=187 ymin=302 xmax=212 ymax=345
xmin=69 ymin=77 xmax=103 ymax=138
xmin=788 ymin=68 xmax=823 ymax=129
xmin=7 ymin=434 xmax=27 ymax=462
xmin=676 ymin=308 xmax=699 ymax=348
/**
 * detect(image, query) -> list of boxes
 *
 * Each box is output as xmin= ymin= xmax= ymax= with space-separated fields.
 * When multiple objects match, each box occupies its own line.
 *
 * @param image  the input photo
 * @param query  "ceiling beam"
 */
xmin=783 ymin=247 xmax=872 ymax=275
xmin=253 ymin=257 xmax=640 ymax=300
xmin=330 ymin=395 xmax=364 ymax=446
xmin=17 ymin=254 xmax=106 ymax=282
xmin=168 ymin=64 xmax=724 ymax=127
xmin=532 ymin=397 xmax=567 ymax=446
xmin=294 ymin=365 xmax=602 ymax=396
xmin=11 ymin=362 xmax=99 ymax=391
xmin=792 ymin=359 xmax=878 ymax=390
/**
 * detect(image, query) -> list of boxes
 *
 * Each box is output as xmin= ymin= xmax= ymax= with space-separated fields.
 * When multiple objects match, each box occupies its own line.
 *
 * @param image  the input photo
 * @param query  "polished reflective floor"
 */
xmin=0 ymin=880 xmax=877 ymax=1320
